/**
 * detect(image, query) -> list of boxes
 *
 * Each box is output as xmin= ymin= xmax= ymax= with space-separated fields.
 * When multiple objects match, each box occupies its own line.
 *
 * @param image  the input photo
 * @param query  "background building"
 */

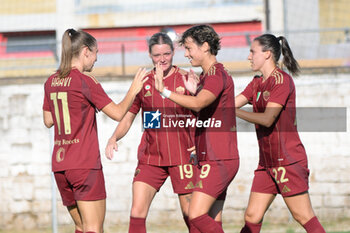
xmin=1 ymin=0 xmax=349 ymax=78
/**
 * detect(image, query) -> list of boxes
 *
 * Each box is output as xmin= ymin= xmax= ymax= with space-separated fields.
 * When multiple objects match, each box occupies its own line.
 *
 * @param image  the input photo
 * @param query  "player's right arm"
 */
xmin=105 ymin=111 xmax=137 ymax=160
xmin=101 ymin=68 xmax=148 ymax=122
xmin=43 ymin=110 xmax=54 ymax=128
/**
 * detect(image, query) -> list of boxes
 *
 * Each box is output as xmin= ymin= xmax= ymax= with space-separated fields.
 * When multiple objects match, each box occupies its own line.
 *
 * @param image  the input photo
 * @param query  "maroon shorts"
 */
xmin=251 ymin=160 xmax=309 ymax=197
xmin=133 ymin=162 xmax=196 ymax=194
xmin=193 ymin=159 xmax=239 ymax=200
xmin=54 ymin=169 xmax=106 ymax=206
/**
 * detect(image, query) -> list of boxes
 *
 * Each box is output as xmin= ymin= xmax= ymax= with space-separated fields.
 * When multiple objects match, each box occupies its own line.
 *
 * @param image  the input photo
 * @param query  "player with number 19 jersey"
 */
xmin=129 ymin=66 xmax=194 ymax=166
xmin=195 ymin=63 xmax=239 ymax=161
xmin=43 ymin=68 xmax=112 ymax=172
xmin=191 ymin=63 xmax=239 ymax=200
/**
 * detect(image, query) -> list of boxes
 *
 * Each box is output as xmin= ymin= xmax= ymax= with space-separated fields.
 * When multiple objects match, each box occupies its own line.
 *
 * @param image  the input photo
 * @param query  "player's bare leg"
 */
xmin=179 ymin=193 xmax=196 ymax=232
xmin=284 ymin=192 xmax=326 ymax=232
xmin=244 ymin=192 xmax=276 ymax=223
xmin=178 ymin=193 xmax=192 ymax=217
xmin=130 ymin=181 xmax=157 ymax=218
xmin=180 ymin=193 xmax=223 ymax=233
xmin=240 ymin=192 xmax=276 ymax=233
xmin=76 ymin=199 xmax=106 ymax=233
xmin=188 ymin=191 xmax=216 ymax=220
xmin=188 ymin=191 xmax=224 ymax=233
xmin=284 ymin=192 xmax=315 ymax=224
xmin=67 ymin=205 xmax=83 ymax=233
xmin=128 ymin=181 xmax=157 ymax=233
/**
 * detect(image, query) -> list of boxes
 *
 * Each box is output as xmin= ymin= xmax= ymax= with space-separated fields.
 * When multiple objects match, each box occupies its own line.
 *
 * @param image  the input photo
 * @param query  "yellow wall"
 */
xmin=0 ymin=0 xmax=56 ymax=14
xmin=319 ymin=0 xmax=350 ymax=44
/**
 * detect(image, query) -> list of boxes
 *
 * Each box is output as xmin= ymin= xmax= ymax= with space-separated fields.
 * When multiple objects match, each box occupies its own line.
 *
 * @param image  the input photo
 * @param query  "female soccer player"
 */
xmin=235 ymin=34 xmax=326 ymax=233
xmin=42 ymin=28 xmax=147 ymax=233
xmin=105 ymin=32 xmax=197 ymax=233
xmin=154 ymin=25 xmax=239 ymax=233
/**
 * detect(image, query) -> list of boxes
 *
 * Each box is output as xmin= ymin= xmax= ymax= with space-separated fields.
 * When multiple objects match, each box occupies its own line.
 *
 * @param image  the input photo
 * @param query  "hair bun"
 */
xmin=68 ymin=29 xmax=76 ymax=37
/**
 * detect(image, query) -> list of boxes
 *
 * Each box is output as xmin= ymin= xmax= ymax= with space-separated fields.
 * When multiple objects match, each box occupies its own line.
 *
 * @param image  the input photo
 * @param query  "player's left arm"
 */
xmin=235 ymin=94 xmax=249 ymax=108
xmin=43 ymin=110 xmax=54 ymax=128
xmin=236 ymin=102 xmax=283 ymax=127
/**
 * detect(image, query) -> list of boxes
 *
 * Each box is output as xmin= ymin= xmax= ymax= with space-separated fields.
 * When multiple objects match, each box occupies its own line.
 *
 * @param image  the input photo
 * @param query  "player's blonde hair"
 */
xmin=148 ymin=32 xmax=174 ymax=54
xmin=58 ymin=29 xmax=97 ymax=79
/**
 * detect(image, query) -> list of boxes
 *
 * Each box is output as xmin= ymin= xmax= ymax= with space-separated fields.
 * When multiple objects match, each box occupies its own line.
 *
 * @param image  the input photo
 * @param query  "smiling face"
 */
xmin=149 ymin=43 xmax=174 ymax=73
xmin=183 ymin=37 xmax=206 ymax=67
xmin=248 ymin=40 xmax=270 ymax=72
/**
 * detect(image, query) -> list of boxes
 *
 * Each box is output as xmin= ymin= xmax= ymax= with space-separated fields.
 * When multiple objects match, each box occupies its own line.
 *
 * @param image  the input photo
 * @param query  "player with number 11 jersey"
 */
xmin=43 ymin=68 xmax=112 ymax=172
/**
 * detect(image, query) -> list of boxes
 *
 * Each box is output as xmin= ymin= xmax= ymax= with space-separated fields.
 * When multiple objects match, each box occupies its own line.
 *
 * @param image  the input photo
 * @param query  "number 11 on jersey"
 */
xmin=50 ymin=92 xmax=71 ymax=135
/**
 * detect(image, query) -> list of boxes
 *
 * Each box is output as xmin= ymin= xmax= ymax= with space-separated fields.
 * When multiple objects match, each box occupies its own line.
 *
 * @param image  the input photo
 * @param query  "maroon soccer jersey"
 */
xmin=43 ymin=68 xmax=112 ymax=172
xmin=195 ymin=63 xmax=239 ymax=161
xmin=241 ymin=68 xmax=307 ymax=167
xmin=129 ymin=66 xmax=194 ymax=166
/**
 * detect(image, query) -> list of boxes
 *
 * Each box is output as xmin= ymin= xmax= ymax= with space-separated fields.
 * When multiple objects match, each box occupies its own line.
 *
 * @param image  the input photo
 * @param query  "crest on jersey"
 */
xmin=144 ymin=90 xmax=152 ymax=97
xmin=263 ymin=91 xmax=270 ymax=101
xmin=176 ymin=86 xmax=185 ymax=94
xmin=145 ymin=84 xmax=151 ymax=90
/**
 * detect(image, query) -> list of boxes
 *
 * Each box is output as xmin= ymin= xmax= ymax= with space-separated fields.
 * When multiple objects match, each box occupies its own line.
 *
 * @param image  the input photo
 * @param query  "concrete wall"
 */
xmin=0 ymin=72 xmax=349 ymax=230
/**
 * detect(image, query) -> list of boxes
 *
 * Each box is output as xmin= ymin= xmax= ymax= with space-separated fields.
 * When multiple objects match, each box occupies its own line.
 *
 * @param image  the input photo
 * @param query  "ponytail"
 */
xmin=278 ymin=36 xmax=300 ymax=76
xmin=254 ymin=34 xmax=300 ymax=76
xmin=57 ymin=29 xmax=97 ymax=79
xmin=58 ymin=29 xmax=74 ymax=79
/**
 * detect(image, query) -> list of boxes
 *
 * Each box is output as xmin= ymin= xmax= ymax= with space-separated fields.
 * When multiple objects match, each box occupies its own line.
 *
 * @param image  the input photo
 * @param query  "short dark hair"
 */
xmin=179 ymin=25 xmax=221 ymax=55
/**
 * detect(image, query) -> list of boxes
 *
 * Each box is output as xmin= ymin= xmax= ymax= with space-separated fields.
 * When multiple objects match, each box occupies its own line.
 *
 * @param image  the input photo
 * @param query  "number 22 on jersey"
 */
xmin=50 ymin=92 xmax=71 ymax=135
xmin=272 ymin=167 xmax=289 ymax=184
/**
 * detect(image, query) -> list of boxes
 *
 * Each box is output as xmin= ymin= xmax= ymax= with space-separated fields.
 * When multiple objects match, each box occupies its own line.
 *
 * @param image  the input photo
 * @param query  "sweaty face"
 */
xmin=248 ymin=40 xmax=268 ymax=72
xmin=150 ymin=44 xmax=174 ymax=73
xmin=84 ymin=46 xmax=98 ymax=72
xmin=183 ymin=37 xmax=205 ymax=67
